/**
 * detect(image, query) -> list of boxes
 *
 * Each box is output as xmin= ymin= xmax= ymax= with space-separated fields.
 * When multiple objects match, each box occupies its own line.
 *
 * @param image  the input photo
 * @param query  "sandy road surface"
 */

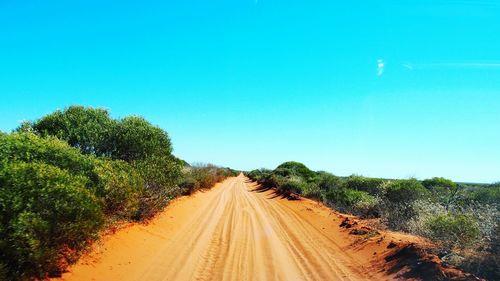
xmin=57 ymin=175 xmax=389 ymax=281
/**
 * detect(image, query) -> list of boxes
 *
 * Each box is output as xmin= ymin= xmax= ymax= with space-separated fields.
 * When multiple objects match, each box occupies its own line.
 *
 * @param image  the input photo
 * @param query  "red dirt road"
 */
xmin=56 ymin=175 xmax=408 ymax=281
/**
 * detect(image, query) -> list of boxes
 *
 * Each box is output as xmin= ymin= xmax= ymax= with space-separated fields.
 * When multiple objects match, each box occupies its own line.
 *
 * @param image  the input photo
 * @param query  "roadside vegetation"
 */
xmin=246 ymin=162 xmax=499 ymax=280
xmin=0 ymin=106 xmax=237 ymax=281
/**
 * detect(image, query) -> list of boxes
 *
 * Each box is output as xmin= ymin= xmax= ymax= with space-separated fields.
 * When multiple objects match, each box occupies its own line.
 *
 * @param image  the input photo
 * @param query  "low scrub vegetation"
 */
xmin=0 ymin=106 xmax=237 ymax=280
xmin=179 ymin=164 xmax=238 ymax=195
xmin=246 ymin=162 xmax=499 ymax=280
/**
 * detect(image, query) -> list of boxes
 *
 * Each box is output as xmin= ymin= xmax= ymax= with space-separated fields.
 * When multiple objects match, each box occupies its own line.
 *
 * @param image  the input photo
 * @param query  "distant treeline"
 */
xmin=0 ymin=106 xmax=238 ymax=281
xmin=246 ymin=162 xmax=499 ymax=281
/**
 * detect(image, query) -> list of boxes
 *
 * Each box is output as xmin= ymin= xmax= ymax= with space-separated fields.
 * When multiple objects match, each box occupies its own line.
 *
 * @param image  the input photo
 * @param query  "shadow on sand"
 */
xmin=245 ymin=179 xmax=300 ymax=201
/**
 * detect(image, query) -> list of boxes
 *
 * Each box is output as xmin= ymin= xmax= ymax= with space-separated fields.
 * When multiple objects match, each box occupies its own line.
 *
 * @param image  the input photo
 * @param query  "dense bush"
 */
xmin=468 ymin=185 xmax=500 ymax=205
xmin=301 ymin=184 xmax=323 ymax=200
xmin=0 ymin=132 xmax=145 ymax=220
xmin=107 ymin=116 xmax=173 ymax=162
xmin=247 ymin=169 xmax=272 ymax=183
xmin=179 ymin=164 xmax=237 ymax=195
xmin=93 ymin=159 xmax=144 ymax=218
xmin=132 ymin=155 xmax=181 ymax=219
xmin=278 ymin=177 xmax=307 ymax=196
xmin=383 ymin=178 xmax=427 ymax=203
xmin=0 ymin=132 xmax=98 ymax=189
xmin=424 ymin=213 xmax=480 ymax=249
xmin=422 ymin=177 xmax=457 ymax=190
xmin=0 ymin=162 xmax=103 ymax=280
xmin=29 ymin=106 xmax=115 ymax=156
xmin=313 ymin=171 xmax=340 ymax=191
xmin=325 ymin=188 xmax=379 ymax=217
xmin=274 ymin=161 xmax=316 ymax=181
xmin=325 ymin=188 xmax=370 ymax=207
xmin=23 ymin=106 xmax=182 ymax=220
xmin=379 ymin=181 xmax=423 ymax=231
xmin=343 ymin=175 xmax=384 ymax=195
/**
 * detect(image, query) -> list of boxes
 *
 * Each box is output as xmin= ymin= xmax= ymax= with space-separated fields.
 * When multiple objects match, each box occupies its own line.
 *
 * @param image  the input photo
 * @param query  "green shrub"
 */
xmin=0 ymin=162 xmax=103 ymax=280
xmin=352 ymin=196 xmax=381 ymax=218
xmin=179 ymin=164 xmax=235 ymax=195
xmin=261 ymin=174 xmax=286 ymax=189
xmin=25 ymin=107 xmax=180 ymax=214
xmin=274 ymin=161 xmax=316 ymax=181
xmin=324 ymin=188 xmax=379 ymax=217
xmin=384 ymin=178 xmax=427 ymax=203
xmin=424 ymin=213 xmax=480 ymax=249
xmin=108 ymin=116 xmax=173 ymax=162
xmin=190 ymin=165 xmax=218 ymax=189
xmin=93 ymin=159 xmax=144 ymax=218
xmin=325 ymin=188 xmax=368 ymax=206
xmin=247 ymin=169 xmax=272 ymax=182
xmin=28 ymin=106 xmax=175 ymax=164
xmin=378 ymin=179 xmax=426 ymax=230
xmin=30 ymin=105 xmax=115 ymax=156
xmin=302 ymin=185 xmax=323 ymax=200
xmin=422 ymin=177 xmax=457 ymax=190
xmin=178 ymin=177 xmax=199 ymax=195
xmin=133 ymin=155 xmax=181 ymax=219
xmin=343 ymin=175 xmax=384 ymax=195
xmin=0 ymin=132 xmax=145 ymax=220
xmin=279 ymin=178 xmax=307 ymax=195
xmin=468 ymin=185 xmax=500 ymax=205
xmin=0 ymin=132 xmax=98 ymax=189
xmin=314 ymin=172 xmax=340 ymax=191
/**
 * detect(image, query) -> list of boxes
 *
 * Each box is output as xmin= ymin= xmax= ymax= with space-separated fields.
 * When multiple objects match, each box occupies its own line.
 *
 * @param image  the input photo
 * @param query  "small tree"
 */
xmin=30 ymin=106 xmax=115 ymax=156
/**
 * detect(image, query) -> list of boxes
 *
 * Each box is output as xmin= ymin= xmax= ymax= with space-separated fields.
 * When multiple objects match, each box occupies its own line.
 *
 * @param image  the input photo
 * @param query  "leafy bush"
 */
xmin=314 ymin=171 xmax=340 ymax=191
xmin=0 ymin=132 xmax=98 ymax=189
xmin=422 ymin=177 xmax=457 ymax=190
xmin=28 ymin=106 xmax=175 ymax=164
xmin=133 ymin=155 xmax=181 ymax=219
xmin=260 ymin=173 xmax=286 ymax=189
xmin=178 ymin=177 xmax=199 ymax=195
xmin=278 ymin=177 xmax=307 ymax=196
xmin=21 ymin=106 xmax=182 ymax=220
xmin=324 ymin=188 xmax=379 ymax=217
xmin=93 ymin=159 xmax=144 ymax=218
xmin=247 ymin=169 xmax=272 ymax=182
xmin=383 ymin=178 xmax=427 ymax=203
xmin=352 ymin=195 xmax=381 ymax=218
xmin=107 ymin=116 xmax=173 ymax=162
xmin=425 ymin=213 xmax=480 ymax=249
xmin=29 ymin=106 xmax=115 ymax=156
xmin=468 ymin=185 xmax=500 ymax=205
xmin=274 ymin=161 xmax=316 ymax=181
xmin=0 ymin=132 xmax=146 ymax=220
xmin=343 ymin=175 xmax=384 ymax=195
xmin=302 ymin=184 xmax=323 ymax=200
xmin=178 ymin=164 xmax=237 ymax=195
xmin=325 ymin=188 xmax=369 ymax=206
xmin=0 ymin=162 xmax=103 ymax=280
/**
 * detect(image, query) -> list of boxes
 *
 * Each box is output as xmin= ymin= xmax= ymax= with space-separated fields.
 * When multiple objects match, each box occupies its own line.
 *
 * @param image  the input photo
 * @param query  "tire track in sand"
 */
xmin=57 ymin=175 xmax=382 ymax=281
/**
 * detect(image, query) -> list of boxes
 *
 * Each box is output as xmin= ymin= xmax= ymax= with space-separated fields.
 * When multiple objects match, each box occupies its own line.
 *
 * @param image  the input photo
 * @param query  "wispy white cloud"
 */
xmin=377 ymin=59 xmax=384 ymax=76
xmin=401 ymin=63 xmax=414 ymax=71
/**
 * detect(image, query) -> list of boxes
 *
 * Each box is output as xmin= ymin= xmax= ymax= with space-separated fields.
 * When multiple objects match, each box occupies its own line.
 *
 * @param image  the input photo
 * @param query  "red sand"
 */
xmin=55 ymin=175 xmax=478 ymax=281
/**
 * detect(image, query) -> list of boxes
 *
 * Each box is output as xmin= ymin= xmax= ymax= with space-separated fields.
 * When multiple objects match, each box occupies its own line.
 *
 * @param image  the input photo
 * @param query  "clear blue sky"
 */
xmin=1 ymin=1 xmax=499 ymax=183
